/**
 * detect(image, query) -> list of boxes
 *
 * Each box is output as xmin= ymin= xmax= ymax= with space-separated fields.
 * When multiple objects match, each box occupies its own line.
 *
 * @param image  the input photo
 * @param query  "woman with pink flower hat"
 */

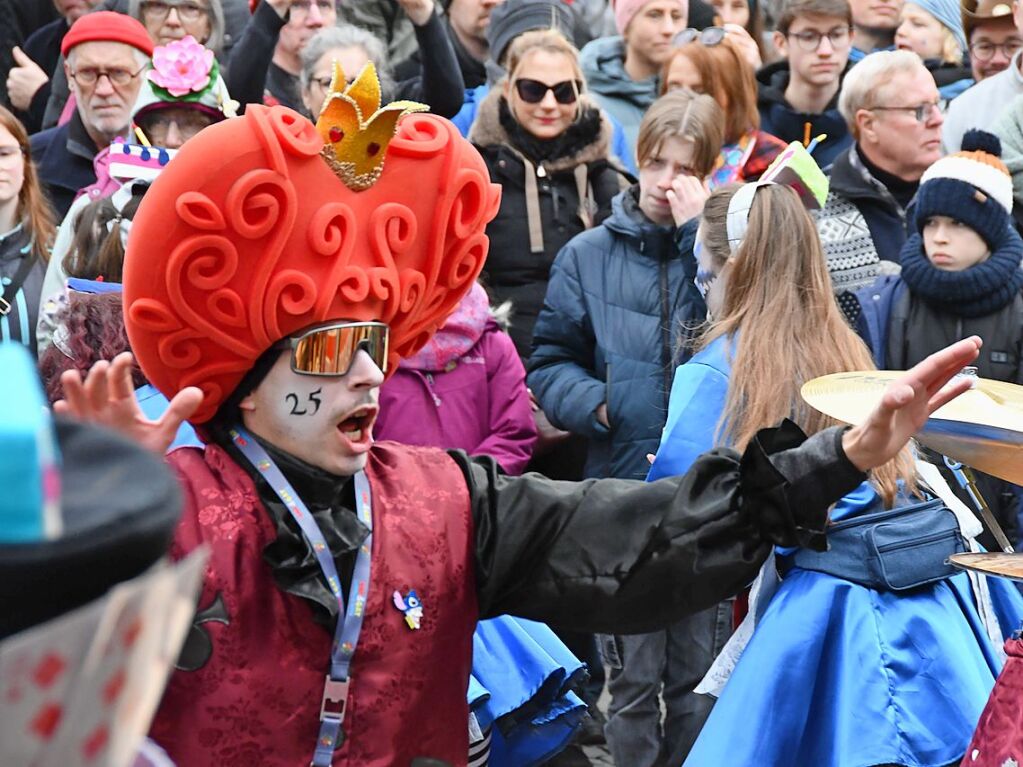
xmin=132 ymin=33 xmax=236 ymax=148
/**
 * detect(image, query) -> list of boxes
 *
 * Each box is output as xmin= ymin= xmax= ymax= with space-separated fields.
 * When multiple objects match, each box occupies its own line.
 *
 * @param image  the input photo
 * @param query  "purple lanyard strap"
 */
xmin=230 ymin=426 xmax=373 ymax=765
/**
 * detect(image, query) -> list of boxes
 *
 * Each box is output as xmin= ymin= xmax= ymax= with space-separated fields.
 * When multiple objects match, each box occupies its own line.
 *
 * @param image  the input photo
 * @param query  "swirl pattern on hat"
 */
xmin=123 ymin=105 xmax=502 ymax=423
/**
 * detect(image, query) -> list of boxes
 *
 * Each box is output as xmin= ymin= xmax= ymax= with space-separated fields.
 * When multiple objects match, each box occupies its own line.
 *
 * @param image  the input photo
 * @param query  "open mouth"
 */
xmin=336 ymin=405 xmax=377 ymax=445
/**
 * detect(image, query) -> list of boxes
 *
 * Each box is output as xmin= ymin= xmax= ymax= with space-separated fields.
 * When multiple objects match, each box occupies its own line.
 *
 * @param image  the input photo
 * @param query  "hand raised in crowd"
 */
xmin=667 ymin=174 xmax=711 ymax=227
xmin=6 ymin=47 xmax=49 ymax=112
xmin=723 ymin=24 xmax=762 ymax=70
xmin=396 ymin=0 xmax=436 ymax=27
xmin=841 ymin=337 xmax=981 ymax=472
xmin=54 ymin=352 xmax=203 ymax=456
xmin=265 ymin=0 xmax=295 ymax=19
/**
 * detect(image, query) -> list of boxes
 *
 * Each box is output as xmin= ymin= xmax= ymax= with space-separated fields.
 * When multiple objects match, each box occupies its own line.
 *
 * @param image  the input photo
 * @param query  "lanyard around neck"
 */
xmin=230 ymin=426 xmax=373 ymax=761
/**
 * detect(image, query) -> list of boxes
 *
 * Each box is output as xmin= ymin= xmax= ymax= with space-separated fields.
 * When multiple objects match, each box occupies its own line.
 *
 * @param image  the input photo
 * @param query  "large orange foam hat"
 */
xmin=123 ymin=65 xmax=501 ymax=423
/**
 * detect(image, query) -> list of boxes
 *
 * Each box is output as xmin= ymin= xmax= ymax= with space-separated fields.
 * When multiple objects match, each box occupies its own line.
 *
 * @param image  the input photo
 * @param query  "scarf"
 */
xmin=899 ymin=229 xmax=1023 ymax=317
xmin=400 ymin=281 xmax=490 ymax=372
xmin=498 ymin=97 xmax=604 ymax=166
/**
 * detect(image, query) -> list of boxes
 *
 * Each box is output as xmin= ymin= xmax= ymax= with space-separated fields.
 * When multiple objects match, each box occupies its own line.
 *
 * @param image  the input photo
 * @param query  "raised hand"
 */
xmin=396 ymin=0 xmax=436 ymax=26
xmin=841 ymin=337 xmax=982 ymax=471
xmin=667 ymin=174 xmax=711 ymax=227
xmin=723 ymin=24 xmax=763 ymax=69
xmin=53 ymin=352 xmax=204 ymax=455
xmin=6 ymin=47 xmax=49 ymax=112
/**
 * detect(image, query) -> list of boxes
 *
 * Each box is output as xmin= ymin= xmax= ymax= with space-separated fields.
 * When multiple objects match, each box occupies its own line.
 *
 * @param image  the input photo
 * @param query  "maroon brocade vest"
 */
xmin=150 ymin=441 xmax=478 ymax=766
xmin=963 ymin=637 xmax=1023 ymax=766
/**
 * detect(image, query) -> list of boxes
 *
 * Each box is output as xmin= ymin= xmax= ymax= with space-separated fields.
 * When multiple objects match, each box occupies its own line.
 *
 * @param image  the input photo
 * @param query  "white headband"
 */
xmin=725 ymin=181 xmax=774 ymax=255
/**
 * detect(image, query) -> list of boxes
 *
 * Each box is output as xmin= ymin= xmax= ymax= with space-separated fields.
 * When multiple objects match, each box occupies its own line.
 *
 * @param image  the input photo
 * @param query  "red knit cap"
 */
xmin=123 ymin=104 xmax=501 ymax=423
xmin=61 ymin=12 xmax=155 ymax=58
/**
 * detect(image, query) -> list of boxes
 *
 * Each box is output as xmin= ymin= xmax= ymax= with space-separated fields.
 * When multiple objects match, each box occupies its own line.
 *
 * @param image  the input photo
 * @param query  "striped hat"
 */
xmin=916 ymin=129 xmax=1013 ymax=248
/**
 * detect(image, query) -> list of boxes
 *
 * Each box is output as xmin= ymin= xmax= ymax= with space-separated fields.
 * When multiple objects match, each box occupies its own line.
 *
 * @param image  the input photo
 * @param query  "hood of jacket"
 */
xmin=579 ymin=36 xmax=659 ymax=106
xmin=469 ymin=86 xmax=614 ymax=172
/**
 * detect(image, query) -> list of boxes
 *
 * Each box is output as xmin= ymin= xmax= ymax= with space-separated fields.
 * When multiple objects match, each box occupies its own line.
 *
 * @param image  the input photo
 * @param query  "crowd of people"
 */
xmin=5 ymin=0 xmax=1023 ymax=765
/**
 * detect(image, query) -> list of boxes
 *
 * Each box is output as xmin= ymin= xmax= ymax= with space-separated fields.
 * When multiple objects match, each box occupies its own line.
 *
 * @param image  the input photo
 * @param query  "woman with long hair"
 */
xmin=662 ymin=32 xmax=787 ymax=186
xmin=0 ymin=106 xmax=55 ymax=356
xmin=648 ymin=178 xmax=1023 ymax=767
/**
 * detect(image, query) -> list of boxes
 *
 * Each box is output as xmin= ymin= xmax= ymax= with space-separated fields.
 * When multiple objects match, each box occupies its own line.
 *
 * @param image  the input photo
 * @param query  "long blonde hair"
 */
xmin=699 ymin=183 xmax=917 ymax=506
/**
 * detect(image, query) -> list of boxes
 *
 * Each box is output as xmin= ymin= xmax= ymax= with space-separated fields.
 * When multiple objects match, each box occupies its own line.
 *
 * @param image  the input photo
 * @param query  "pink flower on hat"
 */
xmin=148 ymin=35 xmax=215 ymax=97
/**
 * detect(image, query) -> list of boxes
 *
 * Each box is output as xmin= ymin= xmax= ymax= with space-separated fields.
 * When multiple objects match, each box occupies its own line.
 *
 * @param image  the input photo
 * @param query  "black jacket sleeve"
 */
xmin=391 ymin=9 xmax=464 ymax=118
xmin=458 ymin=420 xmax=863 ymax=634
xmin=223 ymin=0 xmax=284 ymax=112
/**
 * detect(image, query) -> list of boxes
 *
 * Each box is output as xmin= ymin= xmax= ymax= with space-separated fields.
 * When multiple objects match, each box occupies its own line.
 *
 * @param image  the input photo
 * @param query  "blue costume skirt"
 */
xmin=470 ymin=617 xmax=587 ymax=766
xmin=684 ymin=566 xmax=1023 ymax=767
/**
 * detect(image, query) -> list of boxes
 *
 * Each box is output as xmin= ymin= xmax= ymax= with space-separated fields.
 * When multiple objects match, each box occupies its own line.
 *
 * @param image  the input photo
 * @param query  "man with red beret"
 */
xmin=57 ymin=66 xmax=980 ymax=765
xmin=29 ymin=11 xmax=154 ymax=218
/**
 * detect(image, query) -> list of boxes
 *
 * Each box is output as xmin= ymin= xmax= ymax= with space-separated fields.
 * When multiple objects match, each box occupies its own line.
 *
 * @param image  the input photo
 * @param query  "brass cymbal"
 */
xmin=949 ymin=552 xmax=1023 ymax=581
xmin=801 ymin=372 xmax=1023 ymax=485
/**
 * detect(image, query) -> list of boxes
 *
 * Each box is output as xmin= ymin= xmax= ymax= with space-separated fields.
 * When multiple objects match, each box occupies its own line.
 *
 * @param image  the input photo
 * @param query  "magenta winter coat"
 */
xmin=375 ymin=318 xmax=538 ymax=475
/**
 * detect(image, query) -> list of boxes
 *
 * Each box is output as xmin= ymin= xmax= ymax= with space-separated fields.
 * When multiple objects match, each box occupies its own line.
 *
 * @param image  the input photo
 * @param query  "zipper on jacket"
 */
xmin=425 ymin=372 xmax=442 ymax=407
xmin=605 ymin=362 xmax=612 ymax=428
xmin=659 ymin=259 xmax=671 ymax=410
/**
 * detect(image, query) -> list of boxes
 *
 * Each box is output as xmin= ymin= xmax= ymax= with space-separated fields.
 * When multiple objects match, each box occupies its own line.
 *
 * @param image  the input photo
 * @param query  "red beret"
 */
xmin=61 ymin=12 xmax=155 ymax=58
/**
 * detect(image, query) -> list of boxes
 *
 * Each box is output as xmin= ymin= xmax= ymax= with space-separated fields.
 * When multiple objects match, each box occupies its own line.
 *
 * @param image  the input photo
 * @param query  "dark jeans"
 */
xmin=602 ymin=601 xmax=733 ymax=767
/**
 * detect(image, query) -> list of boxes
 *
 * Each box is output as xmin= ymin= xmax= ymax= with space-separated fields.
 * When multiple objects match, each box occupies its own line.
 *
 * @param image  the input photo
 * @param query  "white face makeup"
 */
xmin=239 ymin=348 xmax=384 ymax=476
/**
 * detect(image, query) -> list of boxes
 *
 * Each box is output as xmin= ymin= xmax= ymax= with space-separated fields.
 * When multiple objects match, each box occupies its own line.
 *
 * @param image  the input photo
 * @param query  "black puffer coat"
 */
xmin=471 ymin=88 xmax=631 ymax=359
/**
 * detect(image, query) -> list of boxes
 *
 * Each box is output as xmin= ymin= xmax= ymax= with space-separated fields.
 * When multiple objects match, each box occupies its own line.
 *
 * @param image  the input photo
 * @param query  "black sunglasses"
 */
xmin=673 ymin=26 xmax=727 ymax=47
xmin=513 ymin=78 xmax=582 ymax=105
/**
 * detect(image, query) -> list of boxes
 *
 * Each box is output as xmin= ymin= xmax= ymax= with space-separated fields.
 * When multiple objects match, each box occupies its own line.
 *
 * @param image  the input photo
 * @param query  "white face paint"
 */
xmin=239 ymin=348 xmax=384 ymax=476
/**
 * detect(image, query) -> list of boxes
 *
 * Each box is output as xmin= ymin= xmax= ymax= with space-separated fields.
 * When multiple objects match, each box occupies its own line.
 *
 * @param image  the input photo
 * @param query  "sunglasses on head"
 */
xmin=513 ymin=78 xmax=582 ymax=105
xmin=673 ymin=26 xmax=727 ymax=47
xmin=275 ymin=321 xmax=389 ymax=377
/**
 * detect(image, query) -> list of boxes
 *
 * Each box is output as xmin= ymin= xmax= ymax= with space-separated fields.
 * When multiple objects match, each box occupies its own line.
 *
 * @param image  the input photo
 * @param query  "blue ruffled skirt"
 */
xmin=684 ymin=546 xmax=1023 ymax=766
xmin=470 ymin=617 xmax=587 ymax=766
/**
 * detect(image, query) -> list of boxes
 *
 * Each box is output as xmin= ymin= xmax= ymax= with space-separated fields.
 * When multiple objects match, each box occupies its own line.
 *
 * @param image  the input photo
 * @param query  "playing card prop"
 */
xmin=0 ymin=550 xmax=207 ymax=767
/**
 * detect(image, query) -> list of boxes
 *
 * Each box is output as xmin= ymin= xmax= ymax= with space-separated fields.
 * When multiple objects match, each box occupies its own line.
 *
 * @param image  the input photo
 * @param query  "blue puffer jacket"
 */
xmin=527 ymin=188 xmax=706 ymax=480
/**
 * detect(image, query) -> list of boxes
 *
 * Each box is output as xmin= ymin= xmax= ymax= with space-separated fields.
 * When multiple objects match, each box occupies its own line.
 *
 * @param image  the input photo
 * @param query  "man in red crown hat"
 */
xmin=55 ymin=64 xmax=982 ymax=766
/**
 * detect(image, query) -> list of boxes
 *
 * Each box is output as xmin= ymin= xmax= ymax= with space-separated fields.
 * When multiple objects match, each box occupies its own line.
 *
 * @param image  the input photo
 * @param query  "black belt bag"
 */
xmin=787 ymin=497 xmax=966 ymax=591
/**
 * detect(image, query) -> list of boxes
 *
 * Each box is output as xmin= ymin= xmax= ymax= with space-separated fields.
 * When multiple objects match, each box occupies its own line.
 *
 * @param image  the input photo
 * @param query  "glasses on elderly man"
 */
xmin=673 ymin=26 xmax=727 ymax=47
xmin=69 ymin=65 xmax=147 ymax=87
xmin=290 ymin=0 xmax=335 ymax=16
xmin=867 ymin=102 xmax=941 ymax=123
xmin=140 ymin=0 xmax=209 ymax=22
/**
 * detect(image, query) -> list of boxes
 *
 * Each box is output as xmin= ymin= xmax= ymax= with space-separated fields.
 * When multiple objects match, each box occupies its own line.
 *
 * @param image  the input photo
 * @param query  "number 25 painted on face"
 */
xmin=285 ymin=388 xmax=322 ymax=416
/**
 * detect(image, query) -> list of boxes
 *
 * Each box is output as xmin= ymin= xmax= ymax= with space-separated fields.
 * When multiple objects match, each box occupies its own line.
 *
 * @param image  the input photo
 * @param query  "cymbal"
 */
xmin=949 ymin=552 xmax=1023 ymax=581
xmin=801 ymin=372 xmax=1023 ymax=485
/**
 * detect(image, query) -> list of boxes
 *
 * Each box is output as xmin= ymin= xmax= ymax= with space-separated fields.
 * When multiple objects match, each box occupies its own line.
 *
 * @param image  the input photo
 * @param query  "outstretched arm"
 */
xmin=53 ymin=352 xmax=204 ymax=456
xmin=467 ymin=337 xmax=983 ymax=632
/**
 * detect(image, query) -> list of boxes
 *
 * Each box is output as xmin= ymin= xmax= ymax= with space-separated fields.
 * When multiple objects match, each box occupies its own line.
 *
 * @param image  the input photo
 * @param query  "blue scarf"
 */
xmin=899 ymin=229 xmax=1023 ymax=318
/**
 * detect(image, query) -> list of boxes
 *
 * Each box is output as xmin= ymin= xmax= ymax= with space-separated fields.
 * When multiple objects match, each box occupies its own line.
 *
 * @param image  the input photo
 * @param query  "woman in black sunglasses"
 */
xmin=468 ymin=29 xmax=631 ymax=365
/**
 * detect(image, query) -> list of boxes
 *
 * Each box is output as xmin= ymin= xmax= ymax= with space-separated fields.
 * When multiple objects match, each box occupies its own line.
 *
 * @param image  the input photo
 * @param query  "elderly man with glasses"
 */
xmin=28 ymin=12 xmax=153 ymax=219
xmin=813 ymin=50 xmax=943 ymax=322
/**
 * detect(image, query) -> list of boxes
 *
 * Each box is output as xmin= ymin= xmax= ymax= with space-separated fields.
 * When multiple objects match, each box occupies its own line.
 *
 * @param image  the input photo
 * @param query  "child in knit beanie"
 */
xmin=859 ymin=129 xmax=1023 ymax=378
xmin=857 ymin=128 xmax=1023 ymax=544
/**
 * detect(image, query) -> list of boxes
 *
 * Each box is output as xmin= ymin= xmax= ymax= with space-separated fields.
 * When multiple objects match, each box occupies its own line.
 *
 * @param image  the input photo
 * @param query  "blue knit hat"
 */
xmin=915 ymin=130 xmax=1014 ymax=249
xmin=909 ymin=0 xmax=967 ymax=55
